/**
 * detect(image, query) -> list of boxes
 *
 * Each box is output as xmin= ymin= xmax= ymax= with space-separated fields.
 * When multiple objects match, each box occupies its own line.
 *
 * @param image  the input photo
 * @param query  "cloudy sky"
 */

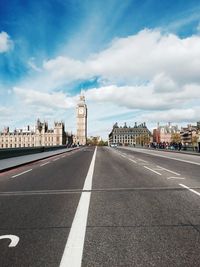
xmin=1 ymin=0 xmax=200 ymax=138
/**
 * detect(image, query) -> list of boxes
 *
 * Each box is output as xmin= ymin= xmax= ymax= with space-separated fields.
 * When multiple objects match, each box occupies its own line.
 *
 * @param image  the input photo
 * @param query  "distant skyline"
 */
xmin=1 ymin=0 xmax=200 ymax=138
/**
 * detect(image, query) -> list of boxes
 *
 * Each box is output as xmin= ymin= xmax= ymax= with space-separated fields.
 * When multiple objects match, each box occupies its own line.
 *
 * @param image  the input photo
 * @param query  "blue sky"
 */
xmin=1 ymin=0 xmax=200 ymax=138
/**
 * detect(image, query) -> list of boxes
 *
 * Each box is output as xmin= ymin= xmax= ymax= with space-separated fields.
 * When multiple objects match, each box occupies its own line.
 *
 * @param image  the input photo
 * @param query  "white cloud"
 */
xmin=43 ymin=56 xmax=89 ymax=82
xmin=197 ymin=22 xmax=200 ymax=33
xmin=0 ymin=106 xmax=12 ymax=117
xmin=0 ymin=31 xmax=13 ymax=53
xmin=9 ymin=28 xmax=200 ymax=137
xmin=13 ymin=87 xmax=77 ymax=109
xmin=140 ymin=107 xmax=200 ymax=123
xmin=28 ymin=58 xmax=42 ymax=72
xmin=153 ymin=73 xmax=178 ymax=93
xmin=83 ymin=82 xmax=200 ymax=110
xmin=41 ymin=29 xmax=200 ymax=87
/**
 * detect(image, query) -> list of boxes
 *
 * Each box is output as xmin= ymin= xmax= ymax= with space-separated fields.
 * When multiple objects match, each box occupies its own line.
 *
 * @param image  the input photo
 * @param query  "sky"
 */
xmin=1 ymin=0 xmax=200 ymax=139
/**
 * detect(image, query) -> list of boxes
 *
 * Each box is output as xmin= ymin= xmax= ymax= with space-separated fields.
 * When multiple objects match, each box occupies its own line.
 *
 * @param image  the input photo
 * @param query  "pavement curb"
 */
xmin=0 ymin=147 xmax=79 ymax=173
xmin=131 ymin=147 xmax=200 ymax=156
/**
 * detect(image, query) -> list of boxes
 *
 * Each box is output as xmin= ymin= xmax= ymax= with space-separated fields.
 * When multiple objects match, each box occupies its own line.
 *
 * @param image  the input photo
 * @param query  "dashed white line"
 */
xmin=143 ymin=166 xmax=162 ymax=176
xmin=156 ymin=166 xmax=180 ymax=176
xmin=179 ymin=183 xmax=200 ymax=197
xmin=138 ymin=159 xmax=148 ymax=163
xmin=167 ymin=177 xmax=185 ymax=180
xmin=59 ymin=147 xmax=97 ymax=267
xmin=53 ymin=158 xmax=59 ymax=161
xmin=40 ymin=162 xmax=50 ymax=167
xmin=11 ymin=169 xmax=32 ymax=178
xmin=128 ymin=158 xmax=137 ymax=163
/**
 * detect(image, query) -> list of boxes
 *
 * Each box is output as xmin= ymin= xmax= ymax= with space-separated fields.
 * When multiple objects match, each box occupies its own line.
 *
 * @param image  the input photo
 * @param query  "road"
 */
xmin=0 ymin=146 xmax=200 ymax=266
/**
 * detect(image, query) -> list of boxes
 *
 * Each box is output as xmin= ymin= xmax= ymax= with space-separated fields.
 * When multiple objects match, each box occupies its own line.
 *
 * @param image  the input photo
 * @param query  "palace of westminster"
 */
xmin=0 ymin=95 xmax=87 ymax=149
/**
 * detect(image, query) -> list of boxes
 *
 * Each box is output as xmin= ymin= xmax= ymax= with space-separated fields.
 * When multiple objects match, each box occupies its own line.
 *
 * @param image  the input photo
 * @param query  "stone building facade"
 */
xmin=109 ymin=122 xmax=151 ymax=146
xmin=180 ymin=122 xmax=200 ymax=146
xmin=0 ymin=119 xmax=66 ymax=149
xmin=153 ymin=122 xmax=180 ymax=143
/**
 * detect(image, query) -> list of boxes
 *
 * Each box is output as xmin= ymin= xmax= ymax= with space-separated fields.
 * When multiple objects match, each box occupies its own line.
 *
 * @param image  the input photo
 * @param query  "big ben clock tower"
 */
xmin=76 ymin=94 xmax=87 ymax=145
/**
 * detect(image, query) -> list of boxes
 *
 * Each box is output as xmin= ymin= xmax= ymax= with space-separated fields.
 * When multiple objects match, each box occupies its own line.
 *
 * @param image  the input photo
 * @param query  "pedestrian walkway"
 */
xmin=0 ymin=147 xmax=78 ymax=172
xmin=148 ymin=147 xmax=200 ymax=156
xmin=134 ymin=145 xmax=200 ymax=156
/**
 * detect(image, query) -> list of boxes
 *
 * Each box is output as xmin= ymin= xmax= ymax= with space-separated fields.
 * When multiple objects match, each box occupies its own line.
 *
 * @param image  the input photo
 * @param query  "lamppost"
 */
xmin=198 ymin=136 xmax=200 ymax=153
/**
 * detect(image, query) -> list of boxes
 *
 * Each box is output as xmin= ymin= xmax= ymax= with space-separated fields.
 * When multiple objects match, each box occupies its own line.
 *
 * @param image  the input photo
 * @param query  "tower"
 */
xmin=76 ymin=95 xmax=87 ymax=145
xmin=54 ymin=122 xmax=65 ymax=145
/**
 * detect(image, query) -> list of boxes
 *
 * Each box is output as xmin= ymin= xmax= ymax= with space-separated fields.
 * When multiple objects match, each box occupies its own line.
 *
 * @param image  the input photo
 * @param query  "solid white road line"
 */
xmin=143 ymin=166 xmax=162 ymax=176
xmin=179 ymin=183 xmax=200 ymax=197
xmin=156 ymin=165 xmax=180 ymax=176
xmin=11 ymin=169 xmax=32 ymax=178
xmin=59 ymin=146 xmax=97 ymax=267
xmin=40 ymin=162 xmax=50 ymax=167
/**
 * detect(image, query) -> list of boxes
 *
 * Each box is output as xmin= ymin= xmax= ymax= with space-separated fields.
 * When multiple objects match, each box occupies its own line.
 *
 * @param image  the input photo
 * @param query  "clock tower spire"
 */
xmin=76 ymin=94 xmax=87 ymax=145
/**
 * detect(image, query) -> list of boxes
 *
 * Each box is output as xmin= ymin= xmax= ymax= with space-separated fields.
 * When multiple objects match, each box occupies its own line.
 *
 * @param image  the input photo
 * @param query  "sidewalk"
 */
xmin=0 ymin=147 xmax=79 ymax=172
xmin=135 ymin=146 xmax=200 ymax=156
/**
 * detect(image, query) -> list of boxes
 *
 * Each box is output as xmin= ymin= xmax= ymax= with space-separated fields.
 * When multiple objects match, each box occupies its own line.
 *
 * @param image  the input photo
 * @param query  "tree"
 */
xmin=98 ymin=140 xmax=108 ymax=146
xmin=171 ymin=133 xmax=181 ymax=143
xmin=87 ymin=137 xmax=108 ymax=146
xmin=136 ymin=134 xmax=150 ymax=146
xmin=192 ymin=135 xmax=198 ymax=147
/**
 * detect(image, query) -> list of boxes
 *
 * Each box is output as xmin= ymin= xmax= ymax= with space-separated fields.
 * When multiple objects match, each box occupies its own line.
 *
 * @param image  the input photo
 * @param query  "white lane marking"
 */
xmin=53 ymin=158 xmax=59 ymax=161
xmin=40 ymin=161 xmax=50 ymax=167
xmin=138 ymin=159 xmax=148 ymax=163
xmin=0 ymin=235 xmax=20 ymax=247
xmin=167 ymin=177 xmax=185 ymax=180
xmin=156 ymin=165 xmax=180 ymax=176
xmin=128 ymin=158 xmax=137 ymax=163
xmin=121 ymin=155 xmax=126 ymax=158
xmin=11 ymin=169 xmax=32 ymax=178
xmin=59 ymin=147 xmax=97 ymax=267
xmin=61 ymin=155 xmax=66 ymax=158
xmin=126 ymin=148 xmax=200 ymax=166
xmin=143 ymin=166 xmax=162 ymax=176
xmin=179 ymin=183 xmax=200 ymax=197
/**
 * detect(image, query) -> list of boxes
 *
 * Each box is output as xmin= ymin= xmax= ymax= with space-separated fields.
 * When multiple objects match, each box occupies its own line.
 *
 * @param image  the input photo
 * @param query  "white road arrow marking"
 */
xmin=0 ymin=235 xmax=20 ymax=247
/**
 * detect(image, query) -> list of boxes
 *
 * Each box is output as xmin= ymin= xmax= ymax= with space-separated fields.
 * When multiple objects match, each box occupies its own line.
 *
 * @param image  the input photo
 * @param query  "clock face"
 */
xmin=79 ymin=107 xmax=84 ymax=114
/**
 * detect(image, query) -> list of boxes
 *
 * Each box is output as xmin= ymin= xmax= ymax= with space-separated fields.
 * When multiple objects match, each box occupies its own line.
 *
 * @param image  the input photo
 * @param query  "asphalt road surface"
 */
xmin=0 ymin=146 xmax=200 ymax=266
